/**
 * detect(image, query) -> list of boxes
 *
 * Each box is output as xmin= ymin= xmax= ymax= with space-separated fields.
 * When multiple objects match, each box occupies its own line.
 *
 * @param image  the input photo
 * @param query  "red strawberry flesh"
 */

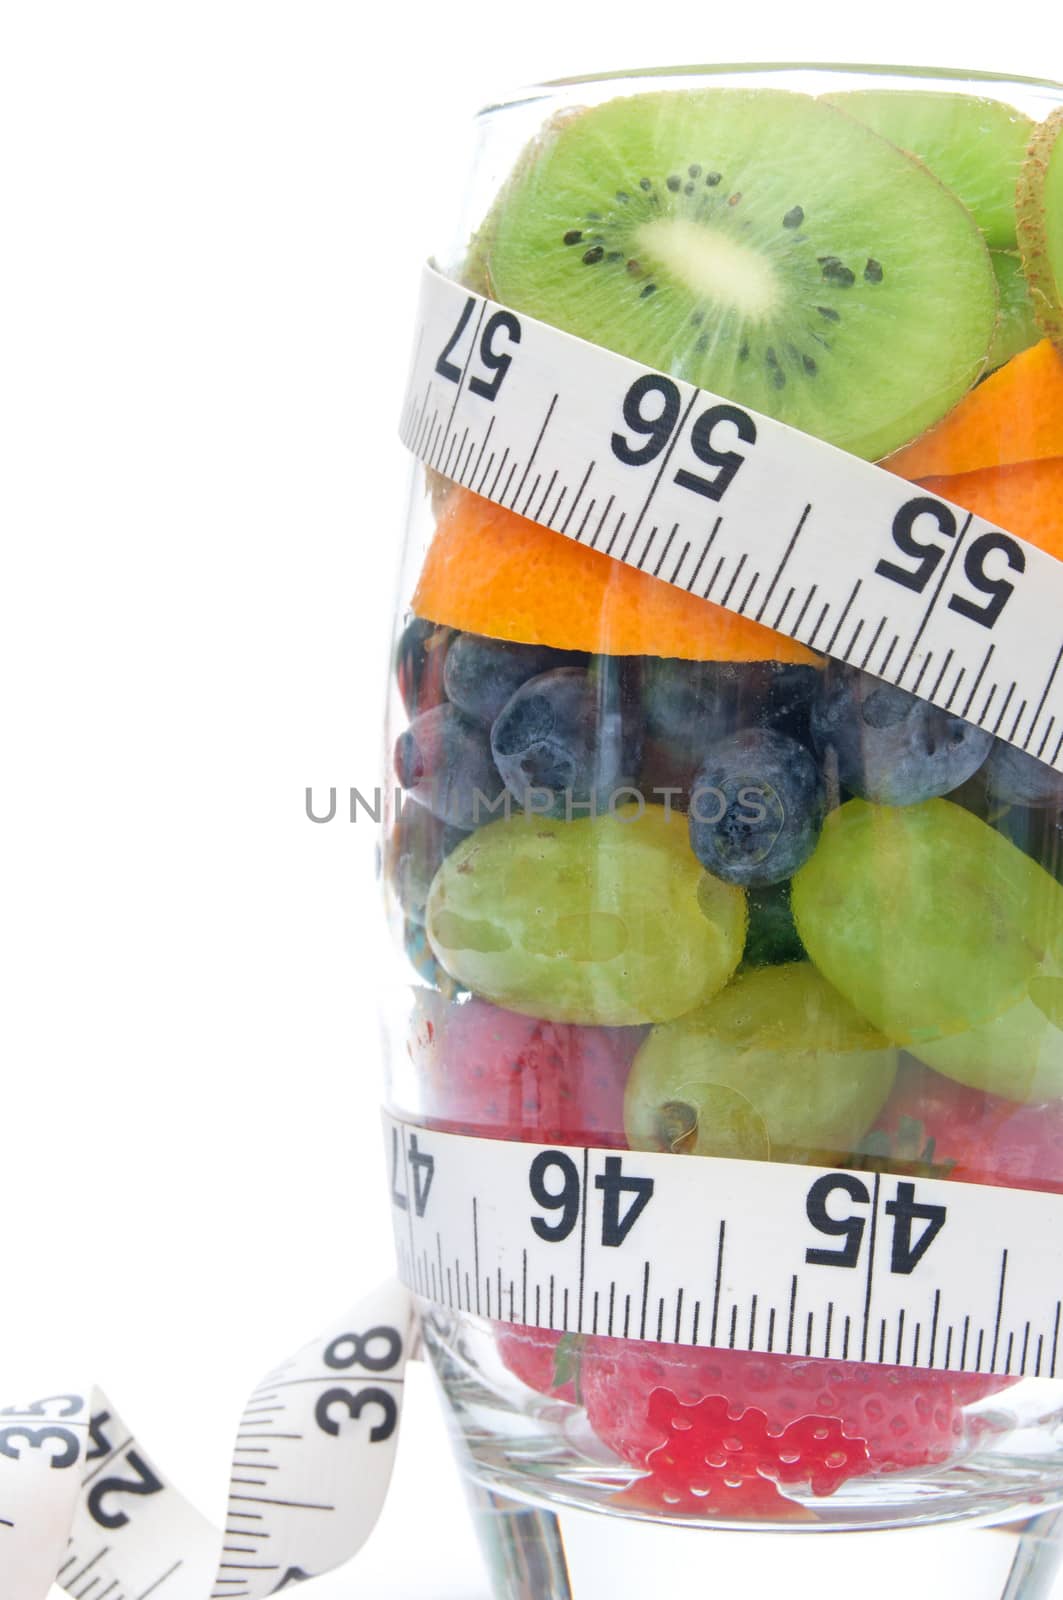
xmin=580 ymin=1336 xmax=1013 ymax=1511
xmin=869 ymin=1057 xmax=1063 ymax=1194
xmin=412 ymin=994 xmax=643 ymax=1146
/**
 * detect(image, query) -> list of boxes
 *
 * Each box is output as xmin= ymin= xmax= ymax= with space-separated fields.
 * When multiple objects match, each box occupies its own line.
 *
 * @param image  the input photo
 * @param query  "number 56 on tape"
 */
xmin=402 ymin=265 xmax=1063 ymax=772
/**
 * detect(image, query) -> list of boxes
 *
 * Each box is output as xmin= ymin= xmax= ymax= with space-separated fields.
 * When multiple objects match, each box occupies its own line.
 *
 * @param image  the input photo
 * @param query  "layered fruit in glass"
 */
xmin=382 ymin=66 xmax=1063 ymax=1528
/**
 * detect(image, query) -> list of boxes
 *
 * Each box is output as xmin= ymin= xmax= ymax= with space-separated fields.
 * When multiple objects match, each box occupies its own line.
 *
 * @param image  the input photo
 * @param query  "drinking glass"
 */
xmin=380 ymin=63 xmax=1063 ymax=1598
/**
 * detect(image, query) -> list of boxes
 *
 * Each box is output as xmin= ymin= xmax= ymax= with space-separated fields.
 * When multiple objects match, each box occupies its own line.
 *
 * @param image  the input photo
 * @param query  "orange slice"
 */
xmin=919 ymin=458 xmax=1063 ymax=560
xmin=885 ymin=340 xmax=1063 ymax=479
xmin=412 ymin=488 xmax=819 ymax=664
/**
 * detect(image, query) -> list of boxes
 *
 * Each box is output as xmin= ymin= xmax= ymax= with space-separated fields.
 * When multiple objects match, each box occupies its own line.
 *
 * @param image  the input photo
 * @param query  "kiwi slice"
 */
xmin=480 ymin=90 xmax=997 ymax=462
xmin=825 ymin=90 xmax=1033 ymax=248
xmin=1017 ymin=107 xmax=1063 ymax=348
xmin=989 ymin=248 xmax=1040 ymax=368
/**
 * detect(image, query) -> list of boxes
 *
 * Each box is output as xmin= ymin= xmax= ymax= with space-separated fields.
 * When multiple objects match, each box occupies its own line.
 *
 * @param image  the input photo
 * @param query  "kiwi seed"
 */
xmin=482 ymin=89 xmax=997 ymax=459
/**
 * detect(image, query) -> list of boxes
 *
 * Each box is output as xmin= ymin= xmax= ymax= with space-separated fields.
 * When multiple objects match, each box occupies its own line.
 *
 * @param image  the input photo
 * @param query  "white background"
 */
xmin=1 ymin=4 xmax=1061 ymax=1597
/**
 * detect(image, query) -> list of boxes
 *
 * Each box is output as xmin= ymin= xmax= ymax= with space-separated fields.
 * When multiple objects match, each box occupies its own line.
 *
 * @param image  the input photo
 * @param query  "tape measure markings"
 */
xmin=0 ymin=1282 xmax=416 ymax=1600
xmin=402 ymin=265 xmax=1063 ymax=773
xmin=8 ymin=270 xmax=1063 ymax=1599
xmin=386 ymin=1113 xmax=1063 ymax=1379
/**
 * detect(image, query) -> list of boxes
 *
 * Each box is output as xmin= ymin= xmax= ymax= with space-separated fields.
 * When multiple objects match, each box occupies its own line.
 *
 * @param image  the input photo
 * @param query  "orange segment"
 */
xmin=919 ymin=459 xmax=1063 ymax=560
xmin=412 ymin=489 xmax=819 ymax=664
xmin=885 ymin=340 xmax=1063 ymax=479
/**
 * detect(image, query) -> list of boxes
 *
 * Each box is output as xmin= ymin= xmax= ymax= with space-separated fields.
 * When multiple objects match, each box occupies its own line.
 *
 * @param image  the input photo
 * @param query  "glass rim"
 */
xmin=477 ymin=60 xmax=1063 ymax=120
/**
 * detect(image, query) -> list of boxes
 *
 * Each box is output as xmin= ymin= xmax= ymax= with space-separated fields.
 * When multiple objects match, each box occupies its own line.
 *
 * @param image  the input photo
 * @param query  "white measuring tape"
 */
xmin=391 ymin=272 xmax=1063 ymax=1378
xmin=0 ymin=1280 xmax=415 ymax=1600
xmin=386 ymin=1115 xmax=1063 ymax=1380
xmin=8 ymin=268 xmax=1063 ymax=1596
xmin=6 ymin=1130 xmax=1063 ymax=1599
xmin=401 ymin=264 xmax=1063 ymax=773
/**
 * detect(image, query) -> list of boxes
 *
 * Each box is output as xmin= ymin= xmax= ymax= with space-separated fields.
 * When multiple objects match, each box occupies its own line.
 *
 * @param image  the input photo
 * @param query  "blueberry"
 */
xmin=643 ymin=659 xmax=745 ymax=749
xmin=645 ymin=659 xmax=818 ymax=739
xmin=688 ymin=728 xmax=826 ymax=887
xmin=640 ymin=659 xmax=820 ymax=796
xmin=491 ymin=664 xmax=641 ymax=818
xmin=811 ymin=665 xmax=992 ymax=806
xmin=444 ymin=634 xmax=585 ymax=725
xmin=394 ymin=704 xmax=507 ymax=828
xmin=759 ymin=662 xmax=820 ymax=743
xmin=985 ymin=740 xmax=1063 ymax=808
xmin=385 ymin=800 xmax=470 ymax=924
xmin=395 ymin=617 xmax=452 ymax=717
xmin=643 ymin=659 xmax=724 ymax=740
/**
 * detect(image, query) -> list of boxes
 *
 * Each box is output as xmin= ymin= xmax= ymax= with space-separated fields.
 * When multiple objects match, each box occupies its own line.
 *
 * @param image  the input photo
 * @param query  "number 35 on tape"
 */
xmin=0 ymin=1281 xmax=416 ymax=1600
xmin=402 ymin=264 xmax=1063 ymax=772
xmin=5 ymin=1118 xmax=1063 ymax=1600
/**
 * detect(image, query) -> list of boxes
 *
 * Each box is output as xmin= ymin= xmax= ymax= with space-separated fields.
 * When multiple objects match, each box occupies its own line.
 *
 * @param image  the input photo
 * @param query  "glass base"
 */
xmin=464 ymin=1484 xmax=1063 ymax=1600
xmin=425 ymin=1309 xmax=1063 ymax=1535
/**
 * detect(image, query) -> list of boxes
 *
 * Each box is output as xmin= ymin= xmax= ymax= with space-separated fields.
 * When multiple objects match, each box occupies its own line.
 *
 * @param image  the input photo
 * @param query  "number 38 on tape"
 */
xmin=402 ymin=264 xmax=1063 ymax=772
xmin=0 ymin=1281 xmax=416 ymax=1600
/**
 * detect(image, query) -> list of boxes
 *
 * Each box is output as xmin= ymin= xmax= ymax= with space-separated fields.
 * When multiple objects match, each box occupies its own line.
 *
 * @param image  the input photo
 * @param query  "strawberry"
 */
xmin=495 ymin=1327 xmax=580 ymax=1405
xmin=412 ymin=994 xmax=643 ymax=1146
xmin=579 ymin=1336 xmax=1008 ymax=1513
xmin=409 ymin=996 xmax=643 ymax=1399
xmin=862 ymin=1057 xmax=1063 ymax=1195
xmin=624 ymin=1391 xmax=861 ymax=1517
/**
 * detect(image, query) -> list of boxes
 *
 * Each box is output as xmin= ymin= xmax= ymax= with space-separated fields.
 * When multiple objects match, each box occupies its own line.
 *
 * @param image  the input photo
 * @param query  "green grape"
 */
xmin=915 ymin=958 xmax=1063 ymax=1102
xmin=624 ymin=963 xmax=897 ymax=1165
xmin=425 ymin=804 xmax=746 ymax=1026
xmin=792 ymin=799 xmax=1063 ymax=1046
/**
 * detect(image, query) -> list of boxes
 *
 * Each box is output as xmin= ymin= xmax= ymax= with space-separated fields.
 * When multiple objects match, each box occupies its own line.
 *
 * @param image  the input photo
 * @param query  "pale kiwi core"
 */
xmin=634 ymin=217 xmax=781 ymax=318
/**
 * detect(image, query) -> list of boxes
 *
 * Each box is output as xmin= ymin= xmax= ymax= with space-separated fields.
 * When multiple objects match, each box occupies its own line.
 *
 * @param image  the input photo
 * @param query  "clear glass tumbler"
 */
xmin=380 ymin=63 xmax=1063 ymax=1598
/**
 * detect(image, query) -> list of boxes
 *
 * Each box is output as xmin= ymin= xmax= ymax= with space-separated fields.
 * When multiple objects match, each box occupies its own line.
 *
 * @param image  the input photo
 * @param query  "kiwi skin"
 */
xmin=1017 ymin=107 xmax=1063 ymax=350
xmin=989 ymin=249 xmax=1040 ymax=369
xmin=463 ymin=106 xmax=591 ymax=299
